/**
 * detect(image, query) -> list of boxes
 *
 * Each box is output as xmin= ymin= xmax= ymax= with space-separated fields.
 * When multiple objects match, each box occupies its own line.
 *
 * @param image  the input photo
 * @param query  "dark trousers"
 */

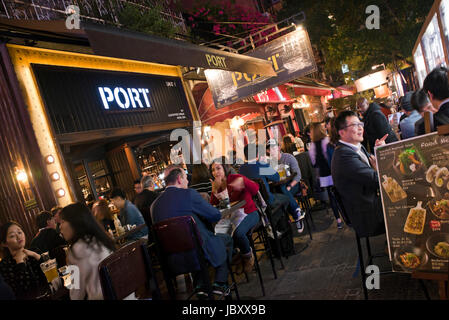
xmin=193 ymin=233 xmax=233 ymax=286
xmin=325 ymin=186 xmax=341 ymax=221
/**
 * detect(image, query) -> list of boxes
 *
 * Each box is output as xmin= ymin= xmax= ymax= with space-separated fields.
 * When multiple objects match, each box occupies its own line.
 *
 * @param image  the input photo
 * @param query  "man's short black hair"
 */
xmin=411 ymin=89 xmax=431 ymax=113
xmin=36 ymin=211 xmax=53 ymax=229
xmin=423 ymin=66 xmax=449 ymax=101
xmin=109 ymin=188 xmax=126 ymax=200
xmin=334 ymin=110 xmax=358 ymax=132
xmin=164 ymin=167 xmax=184 ymax=185
xmin=133 ymin=179 xmax=141 ymax=185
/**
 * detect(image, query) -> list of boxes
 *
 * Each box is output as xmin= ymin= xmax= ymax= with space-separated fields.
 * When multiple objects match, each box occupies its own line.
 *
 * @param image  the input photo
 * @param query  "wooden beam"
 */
xmin=56 ymin=121 xmax=192 ymax=145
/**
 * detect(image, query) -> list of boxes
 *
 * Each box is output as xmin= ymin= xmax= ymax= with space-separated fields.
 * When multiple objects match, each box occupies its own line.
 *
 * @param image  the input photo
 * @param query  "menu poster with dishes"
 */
xmin=375 ymin=132 xmax=449 ymax=274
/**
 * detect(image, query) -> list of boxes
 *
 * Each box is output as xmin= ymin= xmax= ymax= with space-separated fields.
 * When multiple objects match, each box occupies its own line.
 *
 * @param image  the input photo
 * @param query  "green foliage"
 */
xmin=118 ymin=2 xmax=181 ymax=39
xmin=278 ymin=0 xmax=434 ymax=76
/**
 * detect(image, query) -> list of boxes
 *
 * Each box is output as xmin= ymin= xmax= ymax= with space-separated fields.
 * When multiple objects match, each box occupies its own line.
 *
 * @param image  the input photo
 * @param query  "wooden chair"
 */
xmin=98 ymin=239 xmax=161 ymax=300
xmin=152 ymin=215 xmax=239 ymax=300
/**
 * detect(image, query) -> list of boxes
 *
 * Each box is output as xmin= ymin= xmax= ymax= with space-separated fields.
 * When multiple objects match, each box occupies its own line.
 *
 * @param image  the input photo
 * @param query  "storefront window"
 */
xmin=440 ymin=0 xmax=449 ymax=61
xmin=421 ymin=14 xmax=446 ymax=72
xmin=88 ymin=160 xmax=112 ymax=199
xmin=413 ymin=44 xmax=427 ymax=88
xmin=75 ymin=163 xmax=93 ymax=202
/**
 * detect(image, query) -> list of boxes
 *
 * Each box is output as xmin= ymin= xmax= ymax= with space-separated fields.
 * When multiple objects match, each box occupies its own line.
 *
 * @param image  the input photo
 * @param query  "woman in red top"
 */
xmin=209 ymin=158 xmax=259 ymax=273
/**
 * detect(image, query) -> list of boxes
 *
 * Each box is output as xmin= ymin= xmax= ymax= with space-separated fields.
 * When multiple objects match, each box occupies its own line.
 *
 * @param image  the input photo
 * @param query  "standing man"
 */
xmin=356 ymin=97 xmax=398 ymax=153
xmin=134 ymin=175 xmax=158 ymax=230
xmin=399 ymin=92 xmax=421 ymax=139
xmin=267 ymin=140 xmax=306 ymax=233
xmin=151 ymin=165 xmax=233 ymax=298
xmin=423 ymin=66 xmax=449 ymax=128
xmin=331 ymin=110 xmax=387 ymax=237
xmin=109 ymin=188 xmax=148 ymax=241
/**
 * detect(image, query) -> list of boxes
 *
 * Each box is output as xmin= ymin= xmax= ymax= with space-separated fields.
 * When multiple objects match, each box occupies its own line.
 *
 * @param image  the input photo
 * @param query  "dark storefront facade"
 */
xmin=0 ymin=44 xmax=197 ymax=240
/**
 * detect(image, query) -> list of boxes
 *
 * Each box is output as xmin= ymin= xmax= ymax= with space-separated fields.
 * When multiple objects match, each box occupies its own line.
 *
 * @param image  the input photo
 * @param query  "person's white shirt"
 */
xmin=67 ymin=238 xmax=115 ymax=300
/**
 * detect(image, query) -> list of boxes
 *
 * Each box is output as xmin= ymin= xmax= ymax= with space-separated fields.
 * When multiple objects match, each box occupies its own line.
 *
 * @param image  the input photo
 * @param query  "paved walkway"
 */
xmin=234 ymin=207 xmax=440 ymax=300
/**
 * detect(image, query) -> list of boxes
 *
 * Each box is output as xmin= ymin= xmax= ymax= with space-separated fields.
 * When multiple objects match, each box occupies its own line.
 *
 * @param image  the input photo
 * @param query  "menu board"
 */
xmin=376 ymin=133 xmax=449 ymax=273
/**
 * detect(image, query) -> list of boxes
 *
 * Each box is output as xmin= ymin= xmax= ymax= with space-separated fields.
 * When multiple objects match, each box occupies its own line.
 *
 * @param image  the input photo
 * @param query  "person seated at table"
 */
xmin=51 ymin=206 xmax=63 ymax=234
xmin=209 ymin=158 xmax=259 ymax=273
xmin=134 ymin=175 xmax=159 ymax=230
xmin=30 ymin=211 xmax=66 ymax=257
xmin=150 ymin=165 xmax=233 ymax=298
xmin=0 ymin=221 xmax=49 ymax=299
xmin=238 ymin=143 xmax=290 ymax=209
xmin=92 ymin=199 xmax=115 ymax=232
xmin=282 ymin=135 xmax=298 ymax=155
xmin=109 ymin=188 xmax=148 ymax=241
xmin=267 ymin=140 xmax=306 ymax=233
xmin=60 ymin=203 xmax=117 ymax=300
xmin=189 ymin=163 xmax=213 ymax=199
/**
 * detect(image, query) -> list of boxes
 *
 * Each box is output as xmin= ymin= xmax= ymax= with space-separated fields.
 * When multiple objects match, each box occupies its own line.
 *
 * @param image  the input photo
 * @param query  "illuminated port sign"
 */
xmin=31 ymin=64 xmax=191 ymax=135
xmin=98 ymin=87 xmax=152 ymax=110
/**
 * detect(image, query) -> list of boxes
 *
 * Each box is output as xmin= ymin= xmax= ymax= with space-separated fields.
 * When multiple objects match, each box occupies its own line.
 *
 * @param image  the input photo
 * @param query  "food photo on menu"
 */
xmin=375 ymin=133 xmax=449 ymax=273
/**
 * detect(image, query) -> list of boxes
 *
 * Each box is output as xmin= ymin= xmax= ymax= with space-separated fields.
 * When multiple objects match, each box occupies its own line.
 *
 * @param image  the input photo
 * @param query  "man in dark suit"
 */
xmin=151 ymin=165 xmax=233 ymax=298
xmin=30 ymin=211 xmax=66 ymax=256
xmin=134 ymin=175 xmax=158 ymax=231
xmin=423 ymin=66 xmax=449 ymax=128
xmin=357 ymin=98 xmax=398 ymax=153
xmin=331 ymin=110 xmax=387 ymax=237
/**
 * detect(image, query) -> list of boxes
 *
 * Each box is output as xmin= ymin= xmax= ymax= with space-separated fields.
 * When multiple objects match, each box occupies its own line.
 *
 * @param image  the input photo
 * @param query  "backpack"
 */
xmin=268 ymin=208 xmax=295 ymax=258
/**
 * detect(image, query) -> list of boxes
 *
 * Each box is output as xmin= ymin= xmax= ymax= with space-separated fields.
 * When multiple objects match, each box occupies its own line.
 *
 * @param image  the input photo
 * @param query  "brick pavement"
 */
xmin=234 ymin=208 xmax=440 ymax=300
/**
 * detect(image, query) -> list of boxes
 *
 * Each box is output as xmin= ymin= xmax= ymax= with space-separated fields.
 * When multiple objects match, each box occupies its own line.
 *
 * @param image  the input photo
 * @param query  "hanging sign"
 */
xmin=205 ymin=28 xmax=317 ymax=109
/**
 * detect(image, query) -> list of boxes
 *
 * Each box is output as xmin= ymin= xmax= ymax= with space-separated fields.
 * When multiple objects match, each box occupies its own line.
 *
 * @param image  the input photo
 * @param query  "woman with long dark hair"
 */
xmin=92 ymin=199 xmax=115 ymax=232
xmin=0 ymin=221 xmax=48 ymax=299
xmin=190 ymin=163 xmax=213 ymax=195
xmin=308 ymin=122 xmax=343 ymax=229
xmin=60 ymin=202 xmax=116 ymax=300
xmin=209 ymin=157 xmax=259 ymax=274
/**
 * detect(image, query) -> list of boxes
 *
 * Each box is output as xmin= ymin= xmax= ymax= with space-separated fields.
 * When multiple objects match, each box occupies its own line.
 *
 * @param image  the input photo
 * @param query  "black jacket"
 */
xmin=134 ymin=189 xmax=159 ymax=228
xmin=0 ymin=273 xmax=15 ymax=300
xmin=331 ymin=142 xmax=385 ymax=237
xmin=434 ymin=101 xmax=449 ymax=128
xmin=29 ymin=228 xmax=66 ymax=256
xmin=362 ymin=103 xmax=398 ymax=153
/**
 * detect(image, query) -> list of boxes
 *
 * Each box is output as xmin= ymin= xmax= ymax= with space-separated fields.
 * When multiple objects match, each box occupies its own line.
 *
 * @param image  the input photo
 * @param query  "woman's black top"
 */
xmin=314 ymin=140 xmax=331 ymax=177
xmin=0 ymin=255 xmax=49 ymax=299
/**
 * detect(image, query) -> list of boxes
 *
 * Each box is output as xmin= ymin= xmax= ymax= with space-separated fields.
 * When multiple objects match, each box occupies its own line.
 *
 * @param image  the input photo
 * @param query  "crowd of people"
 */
xmin=1 ymin=66 xmax=449 ymax=301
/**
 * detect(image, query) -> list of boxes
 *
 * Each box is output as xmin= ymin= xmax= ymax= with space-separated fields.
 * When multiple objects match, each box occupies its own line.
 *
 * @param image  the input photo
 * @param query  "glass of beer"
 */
xmin=278 ymin=165 xmax=286 ymax=179
xmin=40 ymin=259 xmax=59 ymax=283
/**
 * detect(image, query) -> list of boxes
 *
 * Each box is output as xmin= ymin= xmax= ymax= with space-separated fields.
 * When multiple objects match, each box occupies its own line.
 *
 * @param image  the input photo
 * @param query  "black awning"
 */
xmin=0 ymin=18 xmax=276 ymax=76
xmin=82 ymin=22 xmax=276 ymax=76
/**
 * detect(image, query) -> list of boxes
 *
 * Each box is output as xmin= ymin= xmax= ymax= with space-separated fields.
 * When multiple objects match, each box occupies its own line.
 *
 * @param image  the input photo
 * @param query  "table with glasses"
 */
xmin=113 ymin=224 xmax=148 ymax=245
xmin=214 ymin=200 xmax=246 ymax=235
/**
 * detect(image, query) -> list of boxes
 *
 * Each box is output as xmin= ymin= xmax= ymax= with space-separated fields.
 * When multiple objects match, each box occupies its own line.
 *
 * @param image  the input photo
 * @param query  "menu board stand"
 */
xmin=410 ymin=121 xmax=449 ymax=300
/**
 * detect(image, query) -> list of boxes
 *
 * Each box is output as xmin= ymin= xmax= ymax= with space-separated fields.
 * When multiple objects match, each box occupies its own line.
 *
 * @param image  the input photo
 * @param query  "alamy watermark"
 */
xmin=169 ymin=121 xmax=282 ymax=175
xmin=65 ymin=5 xmax=80 ymax=30
xmin=365 ymin=265 xmax=380 ymax=290
xmin=365 ymin=5 xmax=380 ymax=30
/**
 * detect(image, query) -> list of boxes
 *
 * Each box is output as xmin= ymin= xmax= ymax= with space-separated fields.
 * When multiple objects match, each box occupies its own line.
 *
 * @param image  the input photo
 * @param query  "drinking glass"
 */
xmin=40 ymin=258 xmax=59 ymax=283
